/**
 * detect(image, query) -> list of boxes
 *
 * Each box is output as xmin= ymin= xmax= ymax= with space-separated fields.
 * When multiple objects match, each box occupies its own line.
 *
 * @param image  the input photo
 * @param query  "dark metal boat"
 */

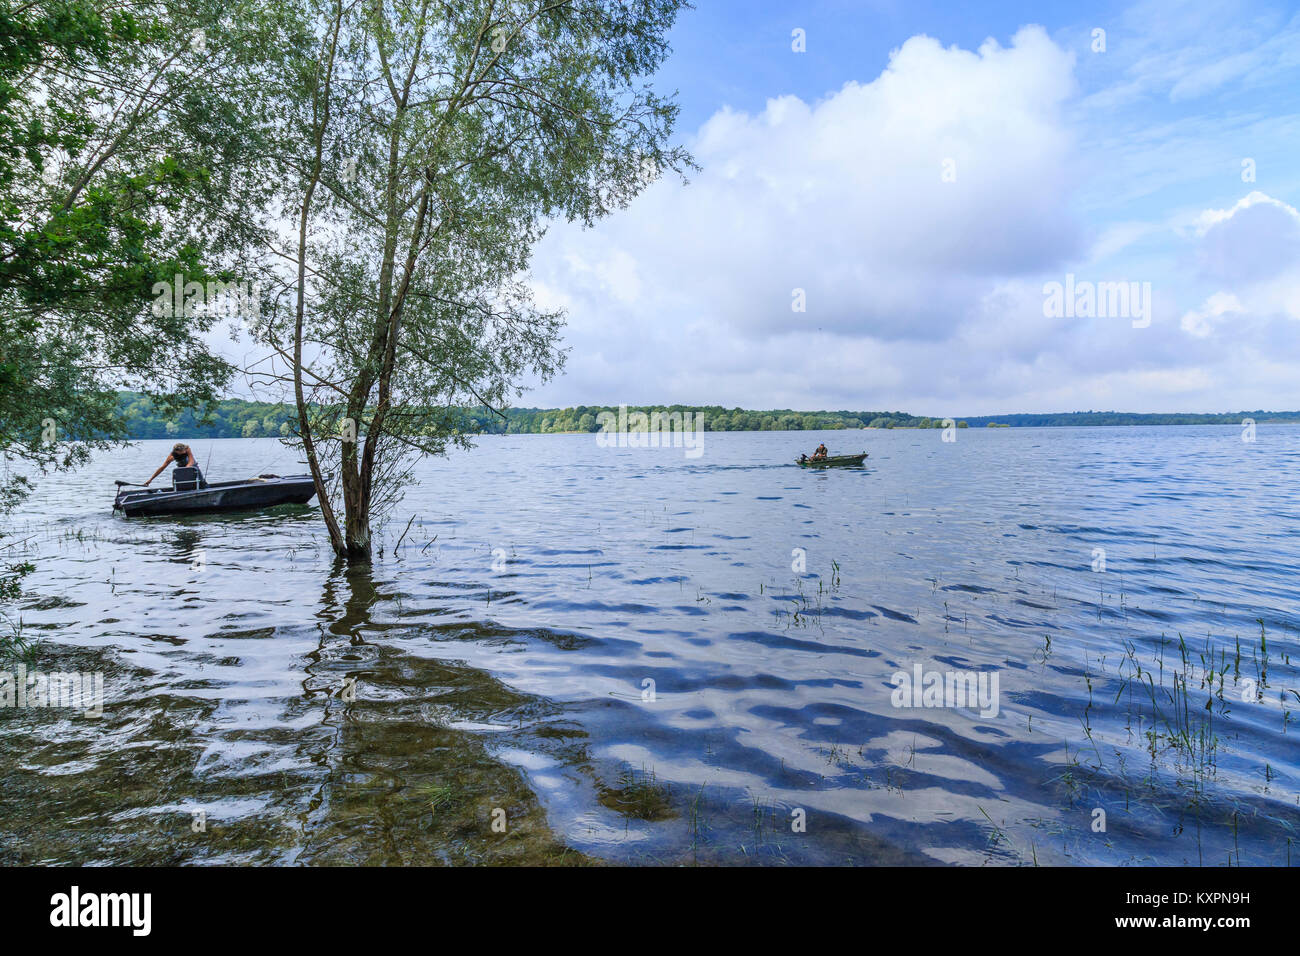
xmin=113 ymin=467 xmax=317 ymax=517
xmin=796 ymin=452 xmax=867 ymax=468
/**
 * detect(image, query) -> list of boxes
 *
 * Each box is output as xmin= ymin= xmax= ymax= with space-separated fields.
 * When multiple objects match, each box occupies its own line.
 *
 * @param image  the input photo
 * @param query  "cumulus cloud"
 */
xmin=1191 ymin=191 xmax=1300 ymax=286
xmin=508 ymin=13 xmax=1299 ymax=416
xmin=529 ymin=26 xmax=1091 ymax=410
xmin=1179 ymin=191 xmax=1300 ymax=343
xmin=1180 ymin=292 xmax=1245 ymax=338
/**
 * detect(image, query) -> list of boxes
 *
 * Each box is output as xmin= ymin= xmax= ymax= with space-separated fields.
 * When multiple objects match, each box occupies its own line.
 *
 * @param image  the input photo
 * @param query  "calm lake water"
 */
xmin=3 ymin=426 xmax=1298 ymax=865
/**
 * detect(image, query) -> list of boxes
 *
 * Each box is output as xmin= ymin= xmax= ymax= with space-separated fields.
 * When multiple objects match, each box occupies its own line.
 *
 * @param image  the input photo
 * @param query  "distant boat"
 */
xmin=796 ymin=452 xmax=867 ymax=468
xmin=113 ymin=468 xmax=317 ymax=517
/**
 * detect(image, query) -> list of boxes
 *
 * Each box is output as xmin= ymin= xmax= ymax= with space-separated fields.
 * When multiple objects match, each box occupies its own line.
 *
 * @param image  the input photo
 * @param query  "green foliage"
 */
xmin=116 ymin=394 xmax=1300 ymax=439
xmin=0 ymin=0 xmax=311 ymax=603
xmin=115 ymin=392 xmax=291 ymax=438
xmin=0 ymin=0 xmax=309 ymax=496
xmin=0 ymin=560 xmax=33 ymax=602
xmin=491 ymin=406 xmax=933 ymax=434
xmin=114 ymin=394 xmax=959 ymax=436
xmin=269 ymin=0 xmax=694 ymax=557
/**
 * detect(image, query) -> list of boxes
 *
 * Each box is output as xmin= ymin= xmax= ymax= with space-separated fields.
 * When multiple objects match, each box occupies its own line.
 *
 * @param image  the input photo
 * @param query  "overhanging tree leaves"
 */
xmin=263 ymin=0 xmax=691 ymax=560
xmin=0 ymin=0 xmax=308 ymax=493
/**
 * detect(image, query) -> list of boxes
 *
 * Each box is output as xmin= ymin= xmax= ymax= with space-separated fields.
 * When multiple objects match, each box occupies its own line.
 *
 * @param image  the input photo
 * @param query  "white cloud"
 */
xmin=516 ymin=3 xmax=1300 ymax=417
xmin=1193 ymin=190 xmax=1300 ymax=237
xmin=530 ymin=26 xmax=1091 ymax=411
xmin=1184 ymin=190 xmax=1300 ymax=334
xmin=1180 ymin=291 xmax=1245 ymax=337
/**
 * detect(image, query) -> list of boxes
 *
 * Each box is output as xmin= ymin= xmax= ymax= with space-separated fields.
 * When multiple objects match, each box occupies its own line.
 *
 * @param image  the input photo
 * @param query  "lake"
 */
xmin=3 ymin=426 xmax=1298 ymax=865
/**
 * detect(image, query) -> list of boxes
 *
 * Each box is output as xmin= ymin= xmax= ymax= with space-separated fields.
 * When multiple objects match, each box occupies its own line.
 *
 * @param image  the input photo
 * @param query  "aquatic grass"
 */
xmin=688 ymin=783 xmax=710 ymax=854
xmin=0 ymin=612 xmax=37 ymax=663
xmin=823 ymin=739 xmax=855 ymax=769
xmin=597 ymin=765 xmax=676 ymax=822
xmin=1048 ymin=618 xmax=1300 ymax=862
xmin=773 ymin=574 xmax=825 ymax=630
xmin=976 ymin=804 xmax=1019 ymax=863
xmin=419 ymin=783 xmax=455 ymax=814
xmin=739 ymin=793 xmax=793 ymax=860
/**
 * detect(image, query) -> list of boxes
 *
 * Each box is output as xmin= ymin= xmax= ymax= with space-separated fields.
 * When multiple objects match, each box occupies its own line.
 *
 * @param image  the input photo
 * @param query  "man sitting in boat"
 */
xmin=145 ymin=443 xmax=200 ymax=486
xmin=812 ymin=443 xmax=828 ymax=460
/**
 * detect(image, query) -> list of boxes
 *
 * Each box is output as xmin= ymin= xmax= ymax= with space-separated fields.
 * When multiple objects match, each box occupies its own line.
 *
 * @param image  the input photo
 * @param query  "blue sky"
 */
xmin=657 ymin=0 xmax=1127 ymax=130
xmin=521 ymin=0 xmax=1300 ymax=415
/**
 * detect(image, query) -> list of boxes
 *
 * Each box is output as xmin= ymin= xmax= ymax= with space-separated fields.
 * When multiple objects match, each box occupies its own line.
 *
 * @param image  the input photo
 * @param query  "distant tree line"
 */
xmin=960 ymin=410 xmax=1300 ymax=427
xmin=116 ymin=395 xmax=964 ymax=437
xmin=118 ymin=393 xmax=299 ymax=439
xmin=488 ymin=407 xmax=963 ymax=434
xmin=116 ymin=394 xmax=1300 ymax=439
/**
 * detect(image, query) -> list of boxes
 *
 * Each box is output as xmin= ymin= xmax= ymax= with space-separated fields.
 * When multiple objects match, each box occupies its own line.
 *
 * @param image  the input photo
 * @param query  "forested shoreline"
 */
xmin=115 ymin=393 xmax=1300 ymax=438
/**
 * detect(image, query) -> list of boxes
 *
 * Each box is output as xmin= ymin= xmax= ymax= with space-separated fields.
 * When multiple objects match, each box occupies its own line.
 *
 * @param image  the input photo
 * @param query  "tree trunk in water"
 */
xmin=341 ymin=464 xmax=371 ymax=562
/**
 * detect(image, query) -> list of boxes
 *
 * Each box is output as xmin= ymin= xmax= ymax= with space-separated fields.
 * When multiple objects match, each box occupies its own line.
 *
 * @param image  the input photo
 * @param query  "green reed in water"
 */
xmin=0 ymin=613 xmax=36 ymax=663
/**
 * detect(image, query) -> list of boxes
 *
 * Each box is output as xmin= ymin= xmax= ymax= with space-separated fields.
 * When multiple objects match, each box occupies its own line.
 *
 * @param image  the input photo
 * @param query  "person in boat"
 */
xmin=812 ymin=443 xmax=828 ymax=460
xmin=145 ymin=442 xmax=199 ymax=486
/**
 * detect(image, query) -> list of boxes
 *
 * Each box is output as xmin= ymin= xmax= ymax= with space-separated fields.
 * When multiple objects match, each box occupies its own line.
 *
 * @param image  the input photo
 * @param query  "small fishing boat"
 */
xmin=113 ymin=467 xmax=317 ymax=517
xmin=796 ymin=452 xmax=867 ymax=468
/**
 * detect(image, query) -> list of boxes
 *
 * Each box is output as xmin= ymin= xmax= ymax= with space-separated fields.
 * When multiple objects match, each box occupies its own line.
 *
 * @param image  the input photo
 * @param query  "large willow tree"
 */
xmin=264 ymin=0 xmax=690 ymax=561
